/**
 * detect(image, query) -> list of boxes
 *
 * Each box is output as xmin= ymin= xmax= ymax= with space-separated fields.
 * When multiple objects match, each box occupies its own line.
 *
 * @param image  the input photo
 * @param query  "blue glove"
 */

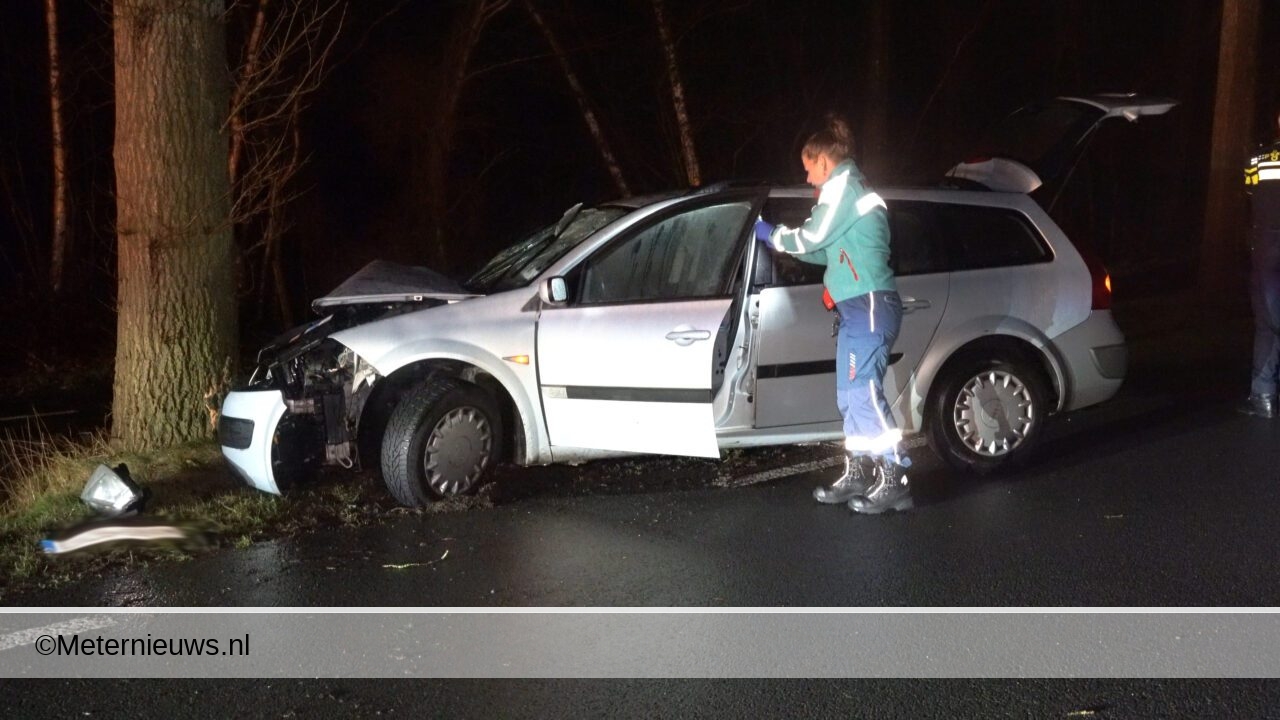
xmin=754 ymin=218 xmax=775 ymax=243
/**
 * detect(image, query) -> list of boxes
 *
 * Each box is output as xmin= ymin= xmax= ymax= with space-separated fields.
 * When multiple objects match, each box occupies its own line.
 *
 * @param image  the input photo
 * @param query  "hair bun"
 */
xmin=824 ymin=112 xmax=852 ymax=147
xmin=802 ymin=112 xmax=854 ymax=162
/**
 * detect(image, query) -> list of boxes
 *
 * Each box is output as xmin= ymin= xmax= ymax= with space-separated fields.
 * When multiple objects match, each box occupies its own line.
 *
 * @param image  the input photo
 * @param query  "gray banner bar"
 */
xmin=1 ymin=612 xmax=1278 ymax=678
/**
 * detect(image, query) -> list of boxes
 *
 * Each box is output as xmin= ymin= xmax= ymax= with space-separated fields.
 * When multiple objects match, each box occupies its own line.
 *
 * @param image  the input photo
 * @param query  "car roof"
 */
xmin=604 ymin=182 xmax=1040 ymax=213
xmin=766 ymin=183 xmax=1030 ymax=204
xmin=603 ymin=190 xmax=686 ymax=210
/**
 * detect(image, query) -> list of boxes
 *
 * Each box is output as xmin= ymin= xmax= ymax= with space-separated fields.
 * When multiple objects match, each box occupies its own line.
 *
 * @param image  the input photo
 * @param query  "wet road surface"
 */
xmin=8 ymin=378 xmax=1280 ymax=607
xmin=3 ymin=297 xmax=1277 ymax=716
xmin=4 ymin=679 xmax=1280 ymax=718
xmin=6 ymin=294 xmax=1278 ymax=607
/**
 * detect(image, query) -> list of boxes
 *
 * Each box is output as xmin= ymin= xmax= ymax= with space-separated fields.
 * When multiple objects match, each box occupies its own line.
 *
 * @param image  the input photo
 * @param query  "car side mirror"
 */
xmin=540 ymin=276 xmax=568 ymax=305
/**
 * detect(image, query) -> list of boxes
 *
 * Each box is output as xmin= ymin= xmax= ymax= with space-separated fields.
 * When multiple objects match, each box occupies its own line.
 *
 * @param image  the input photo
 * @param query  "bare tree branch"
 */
xmin=465 ymin=26 xmax=643 ymax=82
xmin=672 ymin=0 xmax=752 ymax=46
xmin=906 ymin=0 xmax=995 ymax=159
xmin=651 ymin=0 xmax=701 ymax=186
xmin=522 ymin=0 xmax=630 ymax=196
xmin=222 ymin=0 xmax=348 ymax=322
xmin=228 ymin=0 xmax=270 ymax=188
xmin=45 ymin=0 xmax=71 ymax=293
xmin=418 ymin=0 xmax=510 ymax=270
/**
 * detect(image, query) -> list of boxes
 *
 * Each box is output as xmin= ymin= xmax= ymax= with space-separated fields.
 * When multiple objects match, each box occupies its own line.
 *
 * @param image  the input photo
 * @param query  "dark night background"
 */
xmin=1 ymin=0 xmax=1278 ymax=375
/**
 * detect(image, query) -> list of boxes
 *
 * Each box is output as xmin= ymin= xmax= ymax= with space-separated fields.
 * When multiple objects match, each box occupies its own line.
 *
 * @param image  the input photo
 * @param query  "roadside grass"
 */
xmin=0 ymin=425 xmax=489 ymax=600
xmin=0 ymin=421 xmax=824 ymax=600
xmin=0 ymin=429 xmax=226 ymax=593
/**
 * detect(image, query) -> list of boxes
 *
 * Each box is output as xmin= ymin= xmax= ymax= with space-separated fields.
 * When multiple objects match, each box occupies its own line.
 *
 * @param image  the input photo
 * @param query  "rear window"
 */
xmin=936 ymin=204 xmax=1050 ymax=270
xmin=889 ymin=201 xmax=949 ymax=275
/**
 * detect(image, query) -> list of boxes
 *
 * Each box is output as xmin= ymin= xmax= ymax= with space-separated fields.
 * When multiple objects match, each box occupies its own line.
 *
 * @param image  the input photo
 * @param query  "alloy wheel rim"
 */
xmin=952 ymin=370 xmax=1035 ymax=457
xmin=422 ymin=406 xmax=492 ymax=495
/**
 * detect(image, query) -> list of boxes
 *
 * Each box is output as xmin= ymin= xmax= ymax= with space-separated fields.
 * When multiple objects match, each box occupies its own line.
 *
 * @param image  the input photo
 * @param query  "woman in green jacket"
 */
xmin=755 ymin=114 xmax=912 ymax=514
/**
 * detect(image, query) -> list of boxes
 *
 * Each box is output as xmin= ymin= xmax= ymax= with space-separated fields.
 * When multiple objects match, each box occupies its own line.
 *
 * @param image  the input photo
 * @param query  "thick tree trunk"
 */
xmin=523 ymin=0 xmax=630 ymax=197
xmin=112 ymin=0 xmax=237 ymax=449
xmin=650 ymin=0 xmax=700 ymax=187
xmin=1200 ymin=0 xmax=1260 ymax=296
xmin=45 ymin=0 xmax=70 ymax=294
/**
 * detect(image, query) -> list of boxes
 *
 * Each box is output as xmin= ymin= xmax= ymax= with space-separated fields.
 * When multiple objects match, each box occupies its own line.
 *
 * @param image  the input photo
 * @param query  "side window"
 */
xmin=761 ymin=197 xmax=825 ymax=287
xmin=888 ymin=201 xmax=948 ymax=276
xmin=760 ymin=197 xmax=953 ymax=284
xmin=578 ymin=201 xmax=752 ymax=304
xmin=939 ymin=205 xmax=1051 ymax=270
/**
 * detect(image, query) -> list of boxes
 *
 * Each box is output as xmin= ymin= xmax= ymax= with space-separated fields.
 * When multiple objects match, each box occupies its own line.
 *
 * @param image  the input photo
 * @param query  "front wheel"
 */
xmin=926 ymin=356 xmax=1050 ymax=475
xmin=380 ymin=377 xmax=503 ymax=506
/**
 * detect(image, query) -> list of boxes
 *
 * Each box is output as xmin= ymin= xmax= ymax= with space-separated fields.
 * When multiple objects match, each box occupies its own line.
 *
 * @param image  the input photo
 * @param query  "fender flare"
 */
xmin=346 ymin=338 xmax=549 ymax=466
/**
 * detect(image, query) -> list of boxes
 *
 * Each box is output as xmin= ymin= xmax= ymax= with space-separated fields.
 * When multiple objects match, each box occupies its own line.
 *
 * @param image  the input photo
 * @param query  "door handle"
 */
xmin=901 ymin=296 xmax=931 ymax=313
xmin=665 ymin=328 xmax=712 ymax=346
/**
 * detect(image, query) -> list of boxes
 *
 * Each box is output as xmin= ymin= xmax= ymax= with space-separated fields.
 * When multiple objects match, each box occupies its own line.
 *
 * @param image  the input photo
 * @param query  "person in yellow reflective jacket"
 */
xmin=1241 ymin=110 xmax=1280 ymax=419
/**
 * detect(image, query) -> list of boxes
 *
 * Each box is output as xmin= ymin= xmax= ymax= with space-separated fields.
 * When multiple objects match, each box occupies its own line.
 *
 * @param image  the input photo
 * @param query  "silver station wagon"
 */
xmin=219 ymin=94 xmax=1174 ymax=505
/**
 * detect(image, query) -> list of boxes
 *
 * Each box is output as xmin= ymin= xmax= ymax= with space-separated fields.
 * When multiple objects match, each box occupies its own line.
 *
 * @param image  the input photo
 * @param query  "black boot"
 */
xmin=848 ymin=457 xmax=913 ymax=514
xmin=813 ymin=451 xmax=872 ymax=504
xmin=1237 ymin=393 xmax=1277 ymax=419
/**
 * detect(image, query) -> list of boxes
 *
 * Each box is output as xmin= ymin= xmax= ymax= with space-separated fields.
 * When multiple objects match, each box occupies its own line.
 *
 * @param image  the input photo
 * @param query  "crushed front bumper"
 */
xmin=218 ymin=389 xmax=288 ymax=495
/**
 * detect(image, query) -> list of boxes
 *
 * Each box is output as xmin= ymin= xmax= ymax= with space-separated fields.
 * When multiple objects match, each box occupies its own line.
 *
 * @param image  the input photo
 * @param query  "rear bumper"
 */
xmin=1090 ymin=343 xmax=1128 ymax=380
xmin=1055 ymin=310 xmax=1127 ymax=411
xmin=218 ymin=389 xmax=288 ymax=495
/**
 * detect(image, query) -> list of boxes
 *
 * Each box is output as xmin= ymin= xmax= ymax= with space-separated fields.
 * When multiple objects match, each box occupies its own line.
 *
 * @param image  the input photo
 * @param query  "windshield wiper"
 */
xmin=554 ymin=202 xmax=583 ymax=236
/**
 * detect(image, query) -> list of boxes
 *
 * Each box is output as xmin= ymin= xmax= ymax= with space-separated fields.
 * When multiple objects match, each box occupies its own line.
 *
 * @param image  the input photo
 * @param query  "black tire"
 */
xmin=925 ymin=354 xmax=1050 ymax=475
xmin=380 ymin=377 xmax=503 ymax=506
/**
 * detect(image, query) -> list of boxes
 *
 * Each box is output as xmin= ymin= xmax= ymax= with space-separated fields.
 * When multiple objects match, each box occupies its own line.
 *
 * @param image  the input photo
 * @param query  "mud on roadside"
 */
xmin=0 ymin=440 xmax=844 ymax=602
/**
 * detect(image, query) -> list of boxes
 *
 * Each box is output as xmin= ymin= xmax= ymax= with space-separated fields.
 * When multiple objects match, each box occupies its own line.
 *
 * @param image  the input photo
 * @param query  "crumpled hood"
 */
xmin=312 ymin=260 xmax=480 ymax=310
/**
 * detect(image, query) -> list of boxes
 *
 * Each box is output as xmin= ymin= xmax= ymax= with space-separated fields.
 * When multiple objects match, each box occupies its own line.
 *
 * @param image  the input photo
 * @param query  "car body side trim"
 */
xmin=545 ymin=386 xmax=711 ymax=403
xmin=757 ymin=353 xmax=903 ymax=380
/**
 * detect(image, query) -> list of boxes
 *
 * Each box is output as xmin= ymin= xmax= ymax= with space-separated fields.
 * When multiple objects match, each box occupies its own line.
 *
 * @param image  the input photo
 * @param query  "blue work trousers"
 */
xmin=835 ymin=290 xmax=907 ymax=463
xmin=1250 ymin=229 xmax=1280 ymax=396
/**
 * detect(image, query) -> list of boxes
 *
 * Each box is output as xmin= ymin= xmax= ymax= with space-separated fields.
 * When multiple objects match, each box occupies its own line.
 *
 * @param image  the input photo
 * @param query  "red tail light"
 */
xmin=1096 ymin=271 xmax=1112 ymax=310
xmin=1078 ymin=248 xmax=1112 ymax=310
xmin=1065 ymin=230 xmax=1113 ymax=309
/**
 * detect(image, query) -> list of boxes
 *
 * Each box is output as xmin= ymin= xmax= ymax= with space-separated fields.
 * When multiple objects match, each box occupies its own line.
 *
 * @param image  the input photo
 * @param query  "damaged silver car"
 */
xmin=219 ymin=94 xmax=1174 ymax=505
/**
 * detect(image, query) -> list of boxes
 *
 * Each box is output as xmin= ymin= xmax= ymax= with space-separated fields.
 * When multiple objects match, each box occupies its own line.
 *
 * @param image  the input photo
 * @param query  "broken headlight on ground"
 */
xmin=80 ymin=463 xmax=146 ymax=516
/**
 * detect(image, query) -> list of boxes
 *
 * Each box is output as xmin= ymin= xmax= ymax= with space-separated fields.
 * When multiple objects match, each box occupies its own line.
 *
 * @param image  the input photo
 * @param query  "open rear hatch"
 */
xmin=946 ymin=93 xmax=1177 ymax=198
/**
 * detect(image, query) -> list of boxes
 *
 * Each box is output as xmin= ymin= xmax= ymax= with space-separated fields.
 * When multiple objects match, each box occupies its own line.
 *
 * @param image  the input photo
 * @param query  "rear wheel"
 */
xmin=380 ymin=377 xmax=502 ymax=506
xmin=926 ymin=355 xmax=1050 ymax=474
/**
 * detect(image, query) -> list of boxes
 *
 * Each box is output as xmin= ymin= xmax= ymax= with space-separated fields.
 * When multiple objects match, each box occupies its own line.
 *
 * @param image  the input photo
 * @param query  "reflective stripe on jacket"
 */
xmin=768 ymin=159 xmax=895 ymax=302
xmin=1246 ymin=140 xmax=1280 ymax=231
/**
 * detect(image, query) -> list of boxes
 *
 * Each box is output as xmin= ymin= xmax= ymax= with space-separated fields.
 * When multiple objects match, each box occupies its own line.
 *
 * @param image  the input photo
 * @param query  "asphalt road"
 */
xmin=4 ymin=679 xmax=1280 ymax=719
xmin=7 ymin=337 xmax=1280 ymax=607
xmin=3 ymin=297 xmax=1278 ymax=715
